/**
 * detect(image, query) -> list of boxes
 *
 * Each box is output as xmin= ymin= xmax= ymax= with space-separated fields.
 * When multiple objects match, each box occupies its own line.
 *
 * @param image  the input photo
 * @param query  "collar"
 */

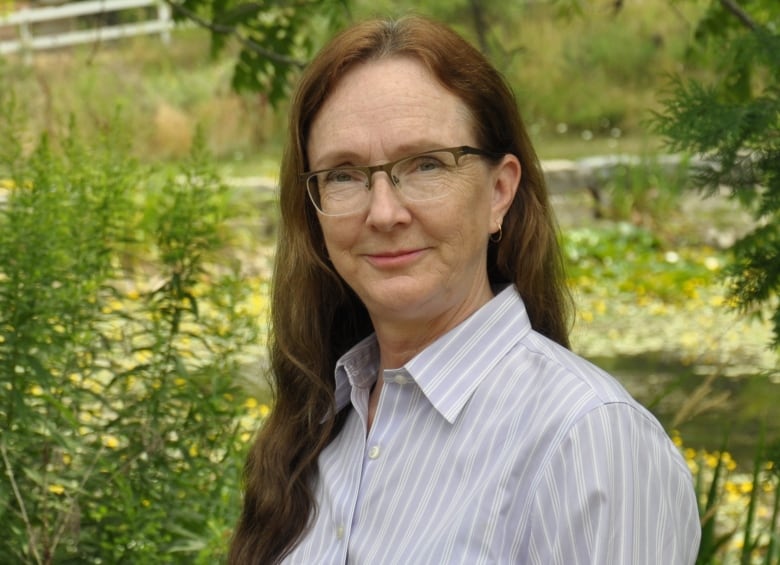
xmin=333 ymin=285 xmax=532 ymax=423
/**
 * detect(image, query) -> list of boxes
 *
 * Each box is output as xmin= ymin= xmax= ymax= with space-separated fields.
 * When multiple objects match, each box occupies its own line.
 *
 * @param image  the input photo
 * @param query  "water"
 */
xmin=591 ymin=352 xmax=779 ymax=467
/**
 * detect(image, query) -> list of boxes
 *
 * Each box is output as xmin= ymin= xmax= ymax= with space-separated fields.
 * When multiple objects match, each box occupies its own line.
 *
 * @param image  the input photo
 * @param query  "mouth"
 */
xmin=364 ymin=248 xmax=427 ymax=268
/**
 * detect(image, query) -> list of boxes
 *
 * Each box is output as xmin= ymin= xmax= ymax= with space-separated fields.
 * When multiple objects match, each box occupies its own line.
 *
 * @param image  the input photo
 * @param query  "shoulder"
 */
xmin=489 ymin=327 xmax=647 ymax=421
xmin=480 ymin=327 xmax=688 ymax=473
xmin=502 ymin=335 xmax=699 ymax=563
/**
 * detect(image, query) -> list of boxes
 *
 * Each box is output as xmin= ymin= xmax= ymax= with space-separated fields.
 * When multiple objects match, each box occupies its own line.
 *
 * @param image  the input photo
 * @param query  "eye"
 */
xmin=414 ymin=156 xmax=445 ymax=172
xmin=325 ymin=169 xmax=363 ymax=184
xmin=397 ymin=154 xmax=448 ymax=177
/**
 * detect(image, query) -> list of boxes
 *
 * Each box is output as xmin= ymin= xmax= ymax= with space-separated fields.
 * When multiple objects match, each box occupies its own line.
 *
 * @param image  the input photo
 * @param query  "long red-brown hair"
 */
xmin=229 ymin=16 xmax=571 ymax=564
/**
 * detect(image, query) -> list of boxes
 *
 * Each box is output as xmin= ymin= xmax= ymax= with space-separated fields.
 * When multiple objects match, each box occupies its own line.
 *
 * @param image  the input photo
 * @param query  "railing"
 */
xmin=0 ymin=0 xmax=173 ymax=56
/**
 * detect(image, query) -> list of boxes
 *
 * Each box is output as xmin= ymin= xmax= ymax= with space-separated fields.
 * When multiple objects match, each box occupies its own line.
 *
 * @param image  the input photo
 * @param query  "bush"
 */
xmin=652 ymin=0 xmax=780 ymax=348
xmin=0 ymin=89 xmax=266 ymax=563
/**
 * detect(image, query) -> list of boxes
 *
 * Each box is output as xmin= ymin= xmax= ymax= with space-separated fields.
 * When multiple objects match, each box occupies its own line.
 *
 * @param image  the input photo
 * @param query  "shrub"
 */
xmin=0 ymin=89 xmax=266 ymax=563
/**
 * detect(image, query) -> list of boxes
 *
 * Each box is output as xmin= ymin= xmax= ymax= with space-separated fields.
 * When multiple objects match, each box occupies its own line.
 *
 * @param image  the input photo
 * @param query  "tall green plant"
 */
xmin=0 ymin=89 xmax=264 ymax=562
xmin=652 ymin=0 xmax=780 ymax=349
xmin=689 ymin=434 xmax=780 ymax=564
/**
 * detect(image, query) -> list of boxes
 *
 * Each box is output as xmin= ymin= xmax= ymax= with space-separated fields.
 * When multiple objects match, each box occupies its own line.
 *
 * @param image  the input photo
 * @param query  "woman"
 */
xmin=230 ymin=16 xmax=700 ymax=565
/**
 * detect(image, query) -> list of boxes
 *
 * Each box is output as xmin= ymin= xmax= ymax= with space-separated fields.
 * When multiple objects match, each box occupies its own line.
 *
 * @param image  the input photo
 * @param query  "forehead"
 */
xmin=306 ymin=57 xmax=475 ymax=167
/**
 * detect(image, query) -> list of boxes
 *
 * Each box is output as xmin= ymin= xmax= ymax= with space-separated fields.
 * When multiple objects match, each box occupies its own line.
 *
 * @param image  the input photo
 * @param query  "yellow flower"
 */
xmin=30 ymin=385 xmax=44 ymax=396
xmin=101 ymin=298 xmax=124 ymax=314
xmin=133 ymin=351 xmax=152 ymax=365
xmin=259 ymin=404 xmax=270 ymax=418
xmin=48 ymin=484 xmax=65 ymax=495
xmin=84 ymin=378 xmax=103 ymax=394
xmin=244 ymin=397 xmax=259 ymax=410
xmin=189 ymin=444 xmax=199 ymax=457
xmin=704 ymin=257 xmax=720 ymax=271
xmin=580 ymin=310 xmax=594 ymax=323
xmin=142 ymin=499 xmax=151 ymax=507
xmin=62 ymin=453 xmax=72 ymax=466
xmin=722 ymin=452 xmax=737 ymax=472
xmin=174 ymin=377 xmax=187 ymax=387
xmin=102 ymin=435 xmax=120 ymax=449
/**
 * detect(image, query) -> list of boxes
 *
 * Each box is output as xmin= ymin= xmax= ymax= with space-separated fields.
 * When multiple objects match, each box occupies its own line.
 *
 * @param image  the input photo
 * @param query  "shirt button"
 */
xmin=394 ymin=375 xmax=409 ymax=385
xmin=367 ymin=445 xmax=381 ymax=459
xmin=336 ymin=525 xmax=345 ymax=540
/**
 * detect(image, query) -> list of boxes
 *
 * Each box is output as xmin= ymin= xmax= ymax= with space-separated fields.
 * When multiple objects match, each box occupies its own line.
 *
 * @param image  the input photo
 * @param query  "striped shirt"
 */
xmin=283 ymin=286 xmax=701 ymax=564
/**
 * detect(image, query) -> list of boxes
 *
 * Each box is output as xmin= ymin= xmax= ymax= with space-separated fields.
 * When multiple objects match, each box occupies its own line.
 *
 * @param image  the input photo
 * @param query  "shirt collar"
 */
xmin=333 ymin=334 xmax=379 ymax=412
xmin=333 ymin=285 xmax=532 ymax=422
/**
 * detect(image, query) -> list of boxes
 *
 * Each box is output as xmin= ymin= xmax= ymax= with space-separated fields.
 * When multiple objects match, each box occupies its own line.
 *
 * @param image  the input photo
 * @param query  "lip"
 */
xmin=364 ymin=248 xmax=427 ymax=268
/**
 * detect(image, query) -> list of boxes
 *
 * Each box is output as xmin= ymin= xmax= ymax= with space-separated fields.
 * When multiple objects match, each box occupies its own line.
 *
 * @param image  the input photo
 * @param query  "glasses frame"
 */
xmin=302 ymin=145 xmax=505 ymax=216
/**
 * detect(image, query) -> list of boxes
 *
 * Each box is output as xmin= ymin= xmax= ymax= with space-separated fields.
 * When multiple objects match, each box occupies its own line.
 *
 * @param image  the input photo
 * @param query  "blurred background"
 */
xmin=1 ymin=0 xmax=778 ymax=563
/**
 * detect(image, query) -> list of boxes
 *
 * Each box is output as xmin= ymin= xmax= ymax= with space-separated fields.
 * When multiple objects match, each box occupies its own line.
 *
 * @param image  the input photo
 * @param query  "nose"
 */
xmin=365 ymin=171 xmax=411 ymax=230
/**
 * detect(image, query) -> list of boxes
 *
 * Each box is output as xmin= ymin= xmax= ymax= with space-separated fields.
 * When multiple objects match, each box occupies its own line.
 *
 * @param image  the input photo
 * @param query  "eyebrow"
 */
xmin=309 ymin=141 xmax=456 ymax=170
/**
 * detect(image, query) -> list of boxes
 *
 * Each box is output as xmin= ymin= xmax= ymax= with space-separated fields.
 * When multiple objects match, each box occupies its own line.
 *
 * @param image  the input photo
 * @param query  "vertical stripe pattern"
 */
xmin=281 ymin=286 xmax=701 ymax=564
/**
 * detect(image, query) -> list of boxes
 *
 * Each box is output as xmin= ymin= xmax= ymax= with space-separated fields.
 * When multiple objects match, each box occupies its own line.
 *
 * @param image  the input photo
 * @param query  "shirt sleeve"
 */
xmin=526 ymin=402 xmax=701 ymax=565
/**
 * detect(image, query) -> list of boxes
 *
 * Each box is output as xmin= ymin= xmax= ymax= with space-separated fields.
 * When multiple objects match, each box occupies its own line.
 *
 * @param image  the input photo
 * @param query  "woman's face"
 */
xmin=306 ymin=57 xmax=519 ymax=331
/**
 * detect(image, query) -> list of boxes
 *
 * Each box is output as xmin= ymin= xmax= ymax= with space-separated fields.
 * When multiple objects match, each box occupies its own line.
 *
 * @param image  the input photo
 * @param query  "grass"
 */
xmin=1 ymin=27 xmax=284 ymax=167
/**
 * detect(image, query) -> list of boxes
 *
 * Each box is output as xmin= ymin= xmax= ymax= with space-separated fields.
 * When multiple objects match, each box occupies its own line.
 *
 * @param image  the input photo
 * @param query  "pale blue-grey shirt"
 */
xmin=282 ymin=285 xmax=701 ymax=564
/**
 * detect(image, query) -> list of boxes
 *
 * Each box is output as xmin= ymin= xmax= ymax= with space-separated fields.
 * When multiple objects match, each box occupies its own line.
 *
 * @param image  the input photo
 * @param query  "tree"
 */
xmin=164 ymin=0 xmax=350 ymax=105
xmin=652 ymin=0 xmax=780 ymax=348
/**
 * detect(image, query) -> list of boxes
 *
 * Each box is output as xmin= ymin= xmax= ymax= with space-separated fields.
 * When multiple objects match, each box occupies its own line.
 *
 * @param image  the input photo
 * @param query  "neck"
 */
xmin=372 ymin=287 xmax=494 ymax=370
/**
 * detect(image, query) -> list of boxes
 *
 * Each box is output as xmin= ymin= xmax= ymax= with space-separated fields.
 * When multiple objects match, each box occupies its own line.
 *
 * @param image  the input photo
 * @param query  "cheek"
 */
xmin=319 ymin=217 xmax=361 ymax=256
xmin=441 ymin=182 xmax=492 ymax=232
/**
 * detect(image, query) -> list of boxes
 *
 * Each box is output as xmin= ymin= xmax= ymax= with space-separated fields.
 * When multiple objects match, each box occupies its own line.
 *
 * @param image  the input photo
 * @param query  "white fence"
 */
xmin=0 ymin=0 xmax=173 ymax=56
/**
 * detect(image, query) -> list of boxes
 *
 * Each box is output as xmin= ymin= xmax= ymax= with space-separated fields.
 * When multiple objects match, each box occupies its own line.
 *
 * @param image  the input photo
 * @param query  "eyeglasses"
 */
xmin=303 ymin=145 xmax=504 ymax=216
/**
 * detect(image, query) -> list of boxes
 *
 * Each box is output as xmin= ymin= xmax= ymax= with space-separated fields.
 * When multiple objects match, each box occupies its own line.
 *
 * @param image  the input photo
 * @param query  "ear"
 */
xmin=489 ymin=154 xmax=521 ymax=228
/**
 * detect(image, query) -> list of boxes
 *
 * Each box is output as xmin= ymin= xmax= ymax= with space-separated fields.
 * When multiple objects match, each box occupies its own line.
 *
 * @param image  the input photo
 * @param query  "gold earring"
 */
xmin=490 ymin=221 xmax=503 ymax=243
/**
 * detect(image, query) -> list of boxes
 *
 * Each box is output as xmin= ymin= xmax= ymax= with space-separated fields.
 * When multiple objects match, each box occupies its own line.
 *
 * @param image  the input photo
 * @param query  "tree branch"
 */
xmin=162 ymin=0 xmax=307 ymax=68
xmin=719 ymin=0 xmax=760 ymax=32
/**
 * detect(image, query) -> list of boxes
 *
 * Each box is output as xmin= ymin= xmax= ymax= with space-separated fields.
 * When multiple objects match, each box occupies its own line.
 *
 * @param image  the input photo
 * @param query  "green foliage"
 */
xmin=0 ymin=92 xmax=264 ymax=562
xmin=563 ymin=222 xmax=715 ymax=302
xmin=696 ymin=437 xmax=737 ymax=564
xmin=562 ymin=20 xmax=661 ymax=89
xmin=168 ymin=0 xmax=350 ymax=105
xmin=595 ymin=156 xmax=691 ymax=230
xmin=689 ymin=433 xmax=780 ymax=564
xmin=652 ymin=0 xmax=780 ymax=348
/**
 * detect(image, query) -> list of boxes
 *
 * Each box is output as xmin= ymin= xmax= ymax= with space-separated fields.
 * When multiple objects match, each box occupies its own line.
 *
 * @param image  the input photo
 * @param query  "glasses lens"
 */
xmin=308 ymin=168 xmax=369 ymax=215
xmin=392 ymin=150 xmax=459 ymax=202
